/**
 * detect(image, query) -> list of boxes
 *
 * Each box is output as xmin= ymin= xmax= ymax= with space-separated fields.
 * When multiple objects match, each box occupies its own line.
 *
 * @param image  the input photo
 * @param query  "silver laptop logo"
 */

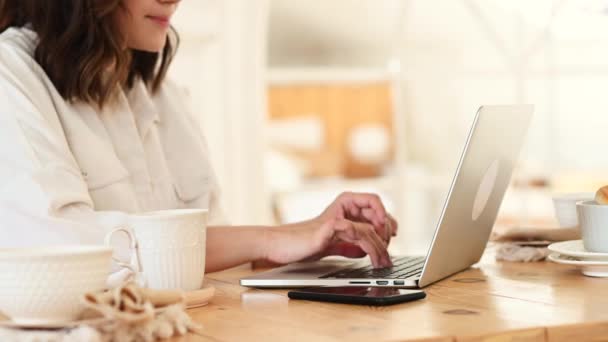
xmin=472 ymin=159 xmax=500 ymax=221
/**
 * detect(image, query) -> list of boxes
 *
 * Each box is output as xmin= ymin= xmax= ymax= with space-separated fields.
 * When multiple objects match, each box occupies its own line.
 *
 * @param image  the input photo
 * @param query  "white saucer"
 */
xmin=0 ymin=316 xmax=108 ymax=329
xmin=548 ymin=253 xmax=608 ymax=277
xmin=547 ymin=240 xmax=608 ymax=261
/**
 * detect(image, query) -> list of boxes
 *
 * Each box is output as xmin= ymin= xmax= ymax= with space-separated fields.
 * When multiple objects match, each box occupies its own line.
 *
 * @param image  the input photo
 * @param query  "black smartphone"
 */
xmin=287 ymin=287 xmax=426 ymax=306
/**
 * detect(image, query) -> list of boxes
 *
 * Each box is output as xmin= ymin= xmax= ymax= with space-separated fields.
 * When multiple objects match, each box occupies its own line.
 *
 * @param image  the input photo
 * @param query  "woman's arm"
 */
xmin=205 ymin=220 xmax=320 ymax=272
xmin=0 ymin=50 xmax=119 ymax=246
xmin=205 ymin=225 xmax=271 ymax=273
xmin=205 ymin=192 xmax=399 ymax=273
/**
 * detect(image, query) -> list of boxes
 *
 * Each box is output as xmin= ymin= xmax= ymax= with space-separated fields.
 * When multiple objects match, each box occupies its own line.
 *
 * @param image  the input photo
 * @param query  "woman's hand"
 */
xmin=263 ymin=192 xmax=398 ymax=268
xmin=317 ymin=191 xmax=398 ymax=245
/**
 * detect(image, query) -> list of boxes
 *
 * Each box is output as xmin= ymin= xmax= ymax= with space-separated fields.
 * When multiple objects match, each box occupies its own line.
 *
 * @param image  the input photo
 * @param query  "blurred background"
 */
xmin=170 ymin=0 xmax=608 ymax=254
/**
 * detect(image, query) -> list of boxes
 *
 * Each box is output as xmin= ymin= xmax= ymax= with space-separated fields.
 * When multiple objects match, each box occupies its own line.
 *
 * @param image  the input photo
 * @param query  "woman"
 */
xmin=0 ymin=0 xmax=396 ymax=272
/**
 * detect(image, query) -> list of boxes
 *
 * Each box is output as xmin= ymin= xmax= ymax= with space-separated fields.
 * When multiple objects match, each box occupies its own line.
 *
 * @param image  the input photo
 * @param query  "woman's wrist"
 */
xmin=259 ymin=219 xmax=319 ymax=263
xmin=277 ymin=217 xmax=319 ymax=230
xmin=260 ymin=226 xmax=276 ymax=262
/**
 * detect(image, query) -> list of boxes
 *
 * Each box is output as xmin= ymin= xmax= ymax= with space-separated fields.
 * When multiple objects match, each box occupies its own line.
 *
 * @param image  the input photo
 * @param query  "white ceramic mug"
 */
xmin=105 ymin=209 xmax=208 ymax=290
xmin=552 ymin=192 xmax=594 ymax=228
xmin=577 ymin=201 xmax=608 ymax=253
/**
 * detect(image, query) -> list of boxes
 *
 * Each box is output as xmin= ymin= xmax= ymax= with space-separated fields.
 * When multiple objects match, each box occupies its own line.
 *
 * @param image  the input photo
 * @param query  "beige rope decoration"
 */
xmin=79 ymin=282 xmax=206 ymax=341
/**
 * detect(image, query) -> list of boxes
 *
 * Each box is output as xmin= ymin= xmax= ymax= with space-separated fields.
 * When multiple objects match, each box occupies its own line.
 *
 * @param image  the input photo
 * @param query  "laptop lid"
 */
xmin=417 ymin=105 xmax=533 ymax=287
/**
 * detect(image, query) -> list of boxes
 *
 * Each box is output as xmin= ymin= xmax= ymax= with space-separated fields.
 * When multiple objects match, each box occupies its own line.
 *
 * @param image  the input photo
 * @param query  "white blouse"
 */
xmin=0 ymin=27 xmax=227 ymax=249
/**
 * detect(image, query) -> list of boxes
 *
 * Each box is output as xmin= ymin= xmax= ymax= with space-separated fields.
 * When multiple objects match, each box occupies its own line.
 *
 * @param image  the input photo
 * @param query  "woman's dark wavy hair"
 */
xmin=0 ymin=0 xmax=178 ymax=107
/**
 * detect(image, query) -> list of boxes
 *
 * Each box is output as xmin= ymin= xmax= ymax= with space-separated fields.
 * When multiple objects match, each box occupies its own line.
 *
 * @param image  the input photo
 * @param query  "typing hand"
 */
xmin=263 ymin=192 xmax=397 ymax=268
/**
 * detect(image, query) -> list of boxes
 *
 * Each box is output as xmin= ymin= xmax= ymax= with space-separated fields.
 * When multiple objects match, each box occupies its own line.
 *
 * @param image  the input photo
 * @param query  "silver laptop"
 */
xmin=241 ymin=105 xmax=533 ymax=288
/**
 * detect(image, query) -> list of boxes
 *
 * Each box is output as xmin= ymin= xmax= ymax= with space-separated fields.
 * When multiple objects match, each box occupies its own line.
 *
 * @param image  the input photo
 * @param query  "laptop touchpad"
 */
xmin=271 ymin=260 xmax=354 ymax=278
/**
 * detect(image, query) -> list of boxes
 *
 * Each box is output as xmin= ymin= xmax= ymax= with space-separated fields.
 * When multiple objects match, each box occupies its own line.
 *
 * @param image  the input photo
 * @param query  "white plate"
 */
xmin=548 ymin=253 xmax=608 ymax=277
xmin=547 ymin=240 xmax=608 ymax=261
xmin=0 ymin=316 xmax=108 ymax=329
xmin=0 ymin=286 xmax=215 ymax=329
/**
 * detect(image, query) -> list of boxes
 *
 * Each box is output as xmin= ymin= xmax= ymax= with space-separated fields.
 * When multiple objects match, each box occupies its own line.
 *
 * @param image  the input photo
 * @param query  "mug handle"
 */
xmin=104 ymin=227 xmax=146 ymax=287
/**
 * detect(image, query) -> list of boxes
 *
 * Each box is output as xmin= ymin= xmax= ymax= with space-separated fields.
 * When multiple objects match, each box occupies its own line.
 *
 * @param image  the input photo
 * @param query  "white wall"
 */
xmin=268 ymin=0 xmax=608 ymax=179
xmin=268 ymin=0 xmax=403 ymax=67
xmin=170 ymin=0 xmax=272 ymax=225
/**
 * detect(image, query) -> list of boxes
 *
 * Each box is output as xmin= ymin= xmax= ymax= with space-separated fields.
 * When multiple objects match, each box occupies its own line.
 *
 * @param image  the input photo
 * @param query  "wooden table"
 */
xmin=173 ymin=247 xmax=608 ymax=341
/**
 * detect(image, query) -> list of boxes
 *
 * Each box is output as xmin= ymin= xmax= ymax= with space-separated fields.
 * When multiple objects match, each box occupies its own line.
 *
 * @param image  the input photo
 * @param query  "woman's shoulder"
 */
xmin=0 ymin=27 xmax=56 ymax=105
xmin=0 ymin=26 xmax=40 ymax=75
xmin=0 ymin=26 xmax=49 ymax=83
xmin=0 ymin=26 xmax=37 ymax=57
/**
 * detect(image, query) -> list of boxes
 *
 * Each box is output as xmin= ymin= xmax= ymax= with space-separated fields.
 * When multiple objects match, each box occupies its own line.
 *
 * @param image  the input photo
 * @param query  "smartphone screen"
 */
xmin=288 ymin=287 xmax=426 ymax=306
xmin=299 ymin=287 xmax=422 ymax=297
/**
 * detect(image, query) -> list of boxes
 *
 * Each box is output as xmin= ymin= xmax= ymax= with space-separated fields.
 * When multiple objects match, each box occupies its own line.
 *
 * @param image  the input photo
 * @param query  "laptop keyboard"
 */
xmin=320 ymin=256 xmax=425 ymax=279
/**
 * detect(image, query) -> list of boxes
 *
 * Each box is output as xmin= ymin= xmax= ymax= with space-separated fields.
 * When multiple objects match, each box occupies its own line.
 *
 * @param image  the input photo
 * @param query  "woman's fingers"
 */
xmin=361 ymin=208 xmax=391 ymax=244
xmin=362 ymin=223 xmax=392 ymax=267
xmin=388 ymin=213 xmax=398 ymax=237
xmin=338 ymin=193 xmax=399 ymax=243
xmin=353 ymin=236 xmax=384 ymax=268
xmin=340 ymin=192 xmax=388 ymax=227
xmin=332 ymin=219 xmax=392 ymax=268
xmin=324 ymin=242 xmax=367 ymax=258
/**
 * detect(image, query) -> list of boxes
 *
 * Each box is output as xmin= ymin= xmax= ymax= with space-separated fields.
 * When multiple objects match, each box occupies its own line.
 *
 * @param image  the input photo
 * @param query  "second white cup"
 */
xmin=552 ymin=192 xmax=594 ymax=228
xmin=105 ymin=209 xmax=208 ymax=291
xmin=577 ymin=201 xmax=608 ymax=253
